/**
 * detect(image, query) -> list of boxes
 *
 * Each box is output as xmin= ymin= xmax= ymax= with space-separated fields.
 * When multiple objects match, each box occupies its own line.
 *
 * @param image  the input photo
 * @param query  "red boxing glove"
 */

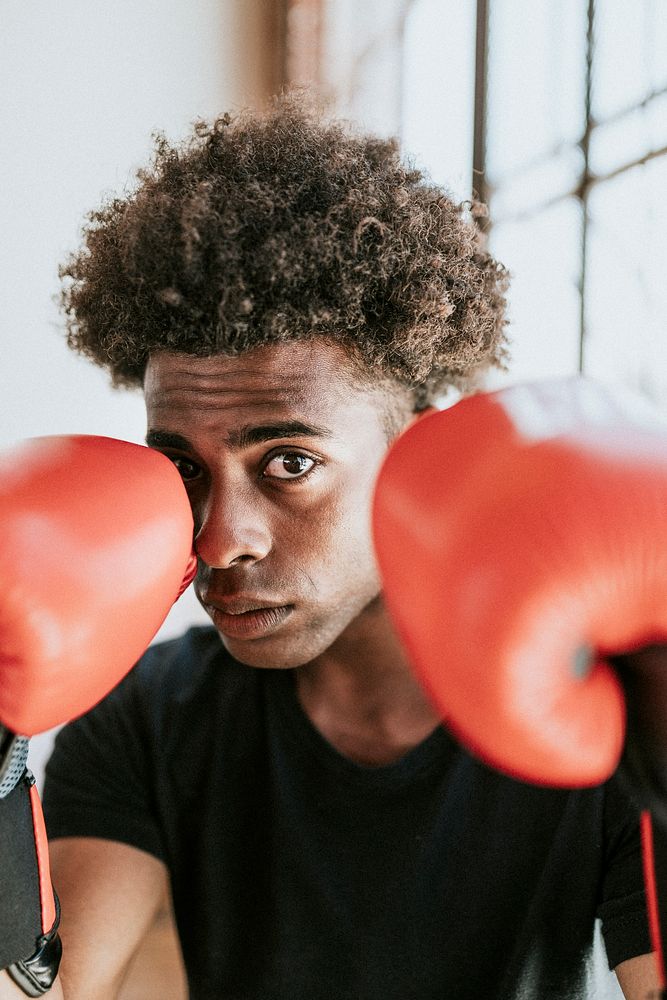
xmin=0 ymin=434 xmax=195 ymax=993
xmin=0 ymin=434 xmax=196 ymax=737
xmin=373 ymin=377 xmax=667 ymax=788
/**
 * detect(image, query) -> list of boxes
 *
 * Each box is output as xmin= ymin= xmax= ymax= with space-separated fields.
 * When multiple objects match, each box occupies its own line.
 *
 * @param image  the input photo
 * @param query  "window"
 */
xmin=482 ymin=0 xmax=667 ymax=405
xmin=287 ymin=0 xmax=667 ymax=408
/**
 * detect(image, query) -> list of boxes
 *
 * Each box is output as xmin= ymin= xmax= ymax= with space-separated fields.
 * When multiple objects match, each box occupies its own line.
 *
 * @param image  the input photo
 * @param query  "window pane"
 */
xmin=347 ymin=31 xmax=404 ymax=136
xmin=584 ymin=155 xmax=667 ymax=410
xmin=486 ymin=0 xmax=587 ymax=181
xmin=401 ymin=0 xmax=476 ymax=197
xmin=590 ymin=89 xmax=667 ymax=177
xmin=593 ymin=0 xmax=667 ymax=123
xmin=322 ymin=0 xmax=406 ymax=72
xmin=491 ymin=147 xmax=583 ymax=222
xmin=320 ymin=0 xmax=406 ymax=134
xmin=485 ymin=198 xmax=582 ymax=387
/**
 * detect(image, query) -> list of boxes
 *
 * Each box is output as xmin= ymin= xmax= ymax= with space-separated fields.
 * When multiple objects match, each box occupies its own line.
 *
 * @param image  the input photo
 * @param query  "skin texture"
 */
xmin=143 ymin=339 xmax=441 ymax=766
xmin=615 ymin=953 xmax=662 ymax=998
xmin=7 ymin=337 xmax=658 ymax=998
xmin=0 ymin=838 xmax=167 ymax=1000
xmin=144 ymin=339 xmax=398 ymax=670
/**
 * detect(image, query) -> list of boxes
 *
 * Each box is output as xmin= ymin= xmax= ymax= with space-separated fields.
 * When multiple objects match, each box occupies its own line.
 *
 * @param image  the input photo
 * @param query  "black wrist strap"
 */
xmin=0 ymin=762 xmax=62 ymax=993
xmin=6 ymin=895 xmax=62 ymax=997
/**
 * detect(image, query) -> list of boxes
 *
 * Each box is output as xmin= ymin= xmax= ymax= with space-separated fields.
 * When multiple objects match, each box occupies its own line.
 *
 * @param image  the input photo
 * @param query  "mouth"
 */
xmin=202 ymin=597 xmax=294 ymax=640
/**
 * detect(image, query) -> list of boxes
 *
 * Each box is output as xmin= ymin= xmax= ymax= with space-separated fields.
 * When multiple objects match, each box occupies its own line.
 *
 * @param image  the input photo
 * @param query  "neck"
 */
xmin=295 ymin=596 xmax=441 ymax=766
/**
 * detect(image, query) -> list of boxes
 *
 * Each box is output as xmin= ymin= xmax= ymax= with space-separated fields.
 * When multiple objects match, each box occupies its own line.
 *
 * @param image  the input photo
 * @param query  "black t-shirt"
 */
xmin=43 ymin=626 xmax=651 ymax=999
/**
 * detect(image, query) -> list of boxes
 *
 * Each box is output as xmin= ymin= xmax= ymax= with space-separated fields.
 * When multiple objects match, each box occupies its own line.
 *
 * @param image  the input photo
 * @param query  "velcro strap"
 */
xmin=0 ymin=726 xmax=30 ymax=799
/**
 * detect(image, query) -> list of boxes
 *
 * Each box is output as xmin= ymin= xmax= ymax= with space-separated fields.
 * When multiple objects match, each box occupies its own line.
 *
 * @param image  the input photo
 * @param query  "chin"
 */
xmin=216 ymin=630 xmax=324 ymax=670
xmin=211 ymin=598 xmax=374 ymax=670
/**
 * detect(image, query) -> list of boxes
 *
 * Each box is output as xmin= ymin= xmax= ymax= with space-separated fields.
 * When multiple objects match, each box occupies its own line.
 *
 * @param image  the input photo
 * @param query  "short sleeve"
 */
xmin=597 ymin=774 xmax=652 ymax=969
xmin=42 ymin=662 xmax=165 ymax=862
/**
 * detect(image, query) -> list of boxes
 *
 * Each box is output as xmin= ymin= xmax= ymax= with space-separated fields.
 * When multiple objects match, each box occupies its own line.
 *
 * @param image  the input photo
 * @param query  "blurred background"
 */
xmin=1 ymin=1 xmax=666 ymax=995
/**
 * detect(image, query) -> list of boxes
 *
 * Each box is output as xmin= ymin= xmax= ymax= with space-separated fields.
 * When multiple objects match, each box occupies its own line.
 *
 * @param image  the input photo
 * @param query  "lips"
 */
xmin=201 ymin=594 xmax=294 ymax=639
xmin=202 ymin=593 xmax=288 ymax=615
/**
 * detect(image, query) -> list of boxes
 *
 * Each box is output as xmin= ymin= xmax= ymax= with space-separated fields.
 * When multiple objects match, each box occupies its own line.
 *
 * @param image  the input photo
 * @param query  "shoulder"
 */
xmin=47 ymin=625 xmax=263 ymax=776
xmin=43 ymin=626 xmax=269 ymax=843
xmin=126 ymin=624 xmax=244 ymax=706
xmin=119 ymin=624 xmax=265 ymax=743
xmin=132 ymin=625 xmax=225 ymax=697
xmin=134 ymin=624 xmax=226 ymax=689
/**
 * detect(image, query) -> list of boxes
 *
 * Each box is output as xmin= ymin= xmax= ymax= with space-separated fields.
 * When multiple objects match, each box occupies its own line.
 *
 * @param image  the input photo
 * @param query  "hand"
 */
xmin=0 ymin=434 xmax=195 ymax=992
xmin=373 ymin=376 xmax=667 ymax=788
xmin=0 ymin=434 xmax=195 ymax=736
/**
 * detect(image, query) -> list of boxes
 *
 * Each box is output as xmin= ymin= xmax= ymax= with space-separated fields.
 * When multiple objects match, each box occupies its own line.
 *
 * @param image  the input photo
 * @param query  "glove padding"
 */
xmin=0 ymin=434 xmax=195 ymax=736
xmin=373 ymin=377 xmax=667 ymax=788
xmin=0 ymin=433 xmax=196 ymax=990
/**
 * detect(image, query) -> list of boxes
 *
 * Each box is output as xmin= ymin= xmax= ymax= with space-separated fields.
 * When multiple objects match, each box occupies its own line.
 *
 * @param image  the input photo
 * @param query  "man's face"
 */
xmin=144 ymin=340 xmax=408 ymax=668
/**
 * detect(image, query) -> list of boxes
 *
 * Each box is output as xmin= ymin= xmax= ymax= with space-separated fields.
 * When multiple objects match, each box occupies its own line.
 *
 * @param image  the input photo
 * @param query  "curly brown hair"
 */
xmin=59 ymin=92 xmax=510 ymax=406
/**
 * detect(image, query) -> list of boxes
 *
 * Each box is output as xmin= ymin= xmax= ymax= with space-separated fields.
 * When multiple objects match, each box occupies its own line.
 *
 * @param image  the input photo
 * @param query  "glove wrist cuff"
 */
xmin=6 ymin=896 xmax=62 ymax=997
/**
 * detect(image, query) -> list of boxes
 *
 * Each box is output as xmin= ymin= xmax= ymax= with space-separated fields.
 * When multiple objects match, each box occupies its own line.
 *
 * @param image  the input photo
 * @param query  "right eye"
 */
xmin=169 ymin=456 xmax=201 ymax=482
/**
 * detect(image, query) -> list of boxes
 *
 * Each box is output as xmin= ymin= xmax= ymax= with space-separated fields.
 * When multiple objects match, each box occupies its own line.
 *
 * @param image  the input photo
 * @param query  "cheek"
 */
xmin=296 ymin=477 xmax=379 ymax=583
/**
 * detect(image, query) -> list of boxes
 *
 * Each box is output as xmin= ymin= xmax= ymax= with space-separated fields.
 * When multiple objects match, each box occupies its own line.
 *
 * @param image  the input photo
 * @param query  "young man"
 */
xmin=6 ymin=95 xmax=659 ymax=997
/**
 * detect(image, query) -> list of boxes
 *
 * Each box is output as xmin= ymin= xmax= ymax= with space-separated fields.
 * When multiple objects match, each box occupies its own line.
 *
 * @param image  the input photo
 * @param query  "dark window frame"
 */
xmin=474 ymin=0 xmax=667 ymax=373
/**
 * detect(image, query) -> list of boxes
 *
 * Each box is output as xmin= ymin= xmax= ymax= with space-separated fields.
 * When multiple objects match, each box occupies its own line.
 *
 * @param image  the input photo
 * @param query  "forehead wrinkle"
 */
xmin=148 ymin=372 xmax=353 ymax=417
xmin=147 ymin=351 xmax=353 ymax=394
xmin=146 ymin=383 xmax=341 ymax=444
xmin=158 ymin=370 xmax=302 ymax=389
xmin=147 ymin=388 xmax=318 ymax=415
xmin=148 ymin=389 xmax=301 ymax=405
xmin=144 ymin=350 xmax=377 ymax=443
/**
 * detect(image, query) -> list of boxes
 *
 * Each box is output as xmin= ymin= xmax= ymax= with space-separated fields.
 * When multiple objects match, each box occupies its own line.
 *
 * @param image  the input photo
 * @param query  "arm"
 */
xmin=47 ymin=838 xmax=169 ymax=1000
xmin=0 ymin=838 xmax=167 ymax=1000
xmin=0 ymin=435 xmax=195 ymax=1000
xmin=0 ymin=975 xmax=63 ymax=999
xmin=615 ymin=952 xmax=662 ymax=999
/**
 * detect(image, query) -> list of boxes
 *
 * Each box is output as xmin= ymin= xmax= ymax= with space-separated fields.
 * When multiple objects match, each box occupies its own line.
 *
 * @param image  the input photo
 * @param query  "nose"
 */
xmin=193 ymin=483 xmax=272 ymax=569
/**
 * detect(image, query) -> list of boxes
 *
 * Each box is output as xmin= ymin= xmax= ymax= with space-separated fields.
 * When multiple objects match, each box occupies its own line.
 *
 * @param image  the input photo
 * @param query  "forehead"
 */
xmin=143 ymin=340 xmax=379 ymax=425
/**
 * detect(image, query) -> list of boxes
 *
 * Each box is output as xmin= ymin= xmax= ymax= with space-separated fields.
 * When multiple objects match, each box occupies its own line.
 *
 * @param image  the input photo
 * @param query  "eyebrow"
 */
xmin=145 ymin=421 xmax=333 ymax=452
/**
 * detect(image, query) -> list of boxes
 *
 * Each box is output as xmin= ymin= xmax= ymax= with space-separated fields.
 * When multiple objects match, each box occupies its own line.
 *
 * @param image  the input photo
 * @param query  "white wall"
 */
xmin=1 ymin=0 xmax=274 ymax=779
